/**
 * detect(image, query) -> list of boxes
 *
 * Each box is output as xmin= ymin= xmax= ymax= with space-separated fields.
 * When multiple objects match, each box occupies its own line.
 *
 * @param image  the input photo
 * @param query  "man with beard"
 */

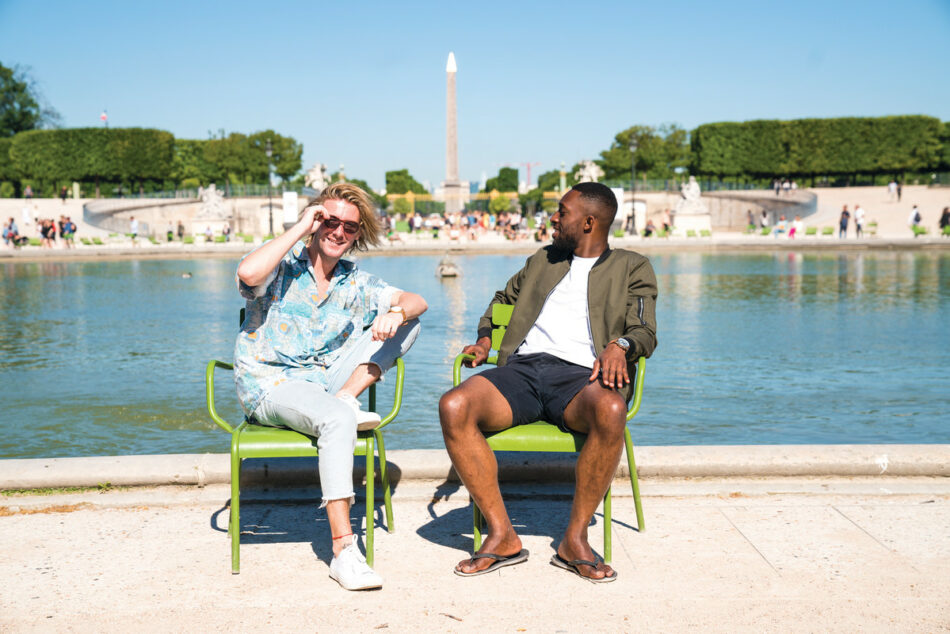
xmin=439 ymin=182 xmax=658 ymax=583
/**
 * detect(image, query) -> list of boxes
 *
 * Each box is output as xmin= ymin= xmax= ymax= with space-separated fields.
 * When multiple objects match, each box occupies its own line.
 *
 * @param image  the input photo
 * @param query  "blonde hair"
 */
xmin=300 ymin=182 xmax=382 ymax=252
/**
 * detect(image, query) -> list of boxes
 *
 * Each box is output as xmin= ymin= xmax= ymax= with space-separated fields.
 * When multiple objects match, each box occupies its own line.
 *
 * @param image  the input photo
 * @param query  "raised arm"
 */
xmin=237 ymin=205 xmax=325 ymax=287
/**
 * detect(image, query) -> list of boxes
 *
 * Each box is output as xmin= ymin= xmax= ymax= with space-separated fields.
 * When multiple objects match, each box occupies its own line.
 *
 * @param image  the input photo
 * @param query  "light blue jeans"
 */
xmin=252 ymin=319 xmax=420 ymax=505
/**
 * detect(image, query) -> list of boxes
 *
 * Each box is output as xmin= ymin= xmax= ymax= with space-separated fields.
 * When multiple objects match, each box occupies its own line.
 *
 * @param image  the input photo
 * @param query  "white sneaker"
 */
xmin=329 ymin=542 xmax=383 ymax=590
xmin=336 ymin=393 xmax=382 ymax=431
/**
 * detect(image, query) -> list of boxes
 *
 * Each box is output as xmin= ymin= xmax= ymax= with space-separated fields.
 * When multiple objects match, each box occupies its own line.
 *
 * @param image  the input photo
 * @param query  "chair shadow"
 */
xmin=208 ymin=455 xmax=404 ymax=565
xmin=416 ymin=480 xmax=632 ymax=558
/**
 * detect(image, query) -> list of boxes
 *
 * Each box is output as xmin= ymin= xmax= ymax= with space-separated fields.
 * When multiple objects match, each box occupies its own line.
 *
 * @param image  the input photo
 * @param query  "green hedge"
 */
xmin=692 ymin=115 xmax=943 ymax=180
xmin=9 ymin=128 xmax=174 ymax=194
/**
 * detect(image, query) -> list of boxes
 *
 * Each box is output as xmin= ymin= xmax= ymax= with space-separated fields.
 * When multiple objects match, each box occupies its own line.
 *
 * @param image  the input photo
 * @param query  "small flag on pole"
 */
xmin=100 ymin=110 xmax=108 ymax=127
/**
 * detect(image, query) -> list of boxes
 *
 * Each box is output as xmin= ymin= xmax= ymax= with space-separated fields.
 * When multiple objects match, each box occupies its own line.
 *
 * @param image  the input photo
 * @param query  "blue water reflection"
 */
xmin=1 ymin=250 xmax=948 ymax=458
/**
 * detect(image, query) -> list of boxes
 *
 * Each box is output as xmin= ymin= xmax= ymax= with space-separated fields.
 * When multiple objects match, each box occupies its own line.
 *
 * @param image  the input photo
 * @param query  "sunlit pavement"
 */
xmin=2 ymin=475 xmax=947 ymax=631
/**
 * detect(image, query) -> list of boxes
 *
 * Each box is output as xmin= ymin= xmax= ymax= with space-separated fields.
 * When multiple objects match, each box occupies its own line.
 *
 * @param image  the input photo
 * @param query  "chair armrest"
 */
xmin=206 ymin=359 xmax=236 ymax=433
xmin=375 ymin=357 xmax=405 ymax=430
xmin=453 ymin=352 xmax=500 ymax=386
xmin=452 ymin=353 xmax=475 ymax=387
xmin=625 ymin=357 xmax=647 ymax=422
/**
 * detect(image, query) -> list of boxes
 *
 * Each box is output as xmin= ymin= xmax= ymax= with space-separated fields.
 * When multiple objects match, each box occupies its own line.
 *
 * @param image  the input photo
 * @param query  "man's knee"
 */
xmin=396 ymin=318 xmax=421 ymax=353
xmin=589 ymin=392 xmax=628 ymax=437
xmin=439 ymin=387 xmax=470 ymax=431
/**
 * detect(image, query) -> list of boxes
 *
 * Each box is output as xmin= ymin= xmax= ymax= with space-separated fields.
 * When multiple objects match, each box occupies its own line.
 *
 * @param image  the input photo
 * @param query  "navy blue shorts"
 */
xmin=478 ymin=352 xmax=592 ymax=431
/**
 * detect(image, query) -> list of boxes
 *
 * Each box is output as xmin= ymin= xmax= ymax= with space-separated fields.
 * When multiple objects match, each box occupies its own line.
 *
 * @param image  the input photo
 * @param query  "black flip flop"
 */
xmin=454 ymin=549 xmax=530 ymax=577
xmin=550 ymin=553 xmax=617 ymax=583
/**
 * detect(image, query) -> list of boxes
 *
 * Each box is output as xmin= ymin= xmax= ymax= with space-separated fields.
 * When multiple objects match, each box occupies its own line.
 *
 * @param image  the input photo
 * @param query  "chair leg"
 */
xmin=230 ymin=449 xmax=241 ymax=574
xmin=603 ymin=487 xmax=612 ymax=564
xmin=375 ymin=430 xmax=394 ymax=533
xmin=624 ymin=429 xmax=645 ymax=532
xmin=364 ymin=435 xmax=376 ymax=567
xmin=472 ymin=500 xmax=483 ymax=552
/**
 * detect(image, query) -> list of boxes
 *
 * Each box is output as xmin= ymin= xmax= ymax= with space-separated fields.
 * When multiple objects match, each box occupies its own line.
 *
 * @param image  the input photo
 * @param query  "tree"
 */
xmin=203 ymin=132 xmax=248 ymax=192
xmin=536 ymin=168 xmax=575 ymax=192
xmin=0 ymin=137 xmax=15 ymax=183
xmin=0 ymin=63 xmax=61 ymax=138
xmin=172 ymin=139 xmax=221 ymax=185
xmin=939 ymin=121 xmax=950 ymax=171
xmin=248 ymin=130 xmax=303 ymax=184
xmin=392 ymin=197 xmax=412 ymax=216
xmin=489 ymin=194 xmax=512 ymax=214
xmin=385 ymin=169 xmax=426 ymax=194
xmin=598 ymin=124 xmax=691 ymax=182
xmin=484 ymin=166 xmax=518 ymax=192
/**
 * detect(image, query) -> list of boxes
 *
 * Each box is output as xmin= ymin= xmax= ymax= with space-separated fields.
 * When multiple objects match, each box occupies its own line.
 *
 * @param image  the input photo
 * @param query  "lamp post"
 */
xmin=266 ymin=138 xmax=273 ymax=236
xmin=628 ymin=137 xmax=638 ymax=235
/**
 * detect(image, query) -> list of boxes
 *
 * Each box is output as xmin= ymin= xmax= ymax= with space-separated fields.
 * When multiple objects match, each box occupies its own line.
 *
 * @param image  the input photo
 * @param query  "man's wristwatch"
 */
xmin=388 ymin=306 xmax=407 ymax=324
xmin=611 ymin=338 xmax=631 ymax=354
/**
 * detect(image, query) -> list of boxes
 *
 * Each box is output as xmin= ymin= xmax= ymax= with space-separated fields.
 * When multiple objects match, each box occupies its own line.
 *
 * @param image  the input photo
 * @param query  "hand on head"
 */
xmin=302 ymin=204 xmax=326 ymax=234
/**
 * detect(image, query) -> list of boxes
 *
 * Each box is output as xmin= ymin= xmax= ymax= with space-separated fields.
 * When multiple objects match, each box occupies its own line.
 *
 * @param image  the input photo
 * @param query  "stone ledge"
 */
xmin=1 ymin=445 xmax=947 ymax=490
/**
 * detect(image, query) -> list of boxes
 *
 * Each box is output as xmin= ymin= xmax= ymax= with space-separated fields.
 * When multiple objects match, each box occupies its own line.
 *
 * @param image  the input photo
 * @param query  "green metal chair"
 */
xmin=206 ymin=310 xmax=406 ymax=573
xmin=452 ymin=303 xmax=646 ymax=563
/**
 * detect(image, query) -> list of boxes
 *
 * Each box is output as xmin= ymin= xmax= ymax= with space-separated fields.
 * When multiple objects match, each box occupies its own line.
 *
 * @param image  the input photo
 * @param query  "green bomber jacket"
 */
xmin=477 ymin=245 xmax=658 ymax=402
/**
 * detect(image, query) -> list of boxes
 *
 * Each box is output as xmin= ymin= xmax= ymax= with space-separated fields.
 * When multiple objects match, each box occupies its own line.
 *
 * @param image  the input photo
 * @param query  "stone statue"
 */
xmin=573 ymin=160 xmax=604 ymax=184
xmin=674 ymin=176 xmax=708 ymax=217
xmin=196 ymin=183 xmax=227 ymax=219
xmin=305 ymin=163 xmax=329 ymax=191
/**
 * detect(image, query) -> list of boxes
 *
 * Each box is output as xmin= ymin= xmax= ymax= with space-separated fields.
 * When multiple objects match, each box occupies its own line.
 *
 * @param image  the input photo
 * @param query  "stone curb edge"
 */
xmin=1 ymin=445 xmax=947 ymax=489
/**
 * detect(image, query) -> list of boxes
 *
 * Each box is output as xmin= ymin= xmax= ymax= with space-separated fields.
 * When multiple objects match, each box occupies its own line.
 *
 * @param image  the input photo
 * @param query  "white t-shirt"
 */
xmin=516 ymin=255 xmax=598 ymax=368
xmin=854 ymin=207 xmax=865 ymax=226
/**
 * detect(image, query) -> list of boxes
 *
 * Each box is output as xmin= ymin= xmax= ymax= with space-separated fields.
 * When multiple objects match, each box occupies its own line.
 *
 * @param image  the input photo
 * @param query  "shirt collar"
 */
xmin=292 ymin=241 xmax=355 ymax=280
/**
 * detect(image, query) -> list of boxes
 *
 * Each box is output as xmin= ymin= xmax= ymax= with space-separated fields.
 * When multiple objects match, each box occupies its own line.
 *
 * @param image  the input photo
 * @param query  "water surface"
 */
xmin=1 ymin=250 xmax=948 ymax=458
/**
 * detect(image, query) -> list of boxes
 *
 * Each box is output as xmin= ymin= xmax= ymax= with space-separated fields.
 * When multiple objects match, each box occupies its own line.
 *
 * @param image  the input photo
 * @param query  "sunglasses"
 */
xmin=322 ymin=215 xmax=361 ymax=236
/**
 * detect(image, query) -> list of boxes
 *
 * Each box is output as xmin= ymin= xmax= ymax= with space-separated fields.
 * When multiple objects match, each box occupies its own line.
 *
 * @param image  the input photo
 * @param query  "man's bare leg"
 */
xmin=334 ymin=363 xmax=381 ymax=399
xmin=558 ymin=381 xmax=628 ymax=580
xmin=439 ymin=376 xmax=521 ymax=573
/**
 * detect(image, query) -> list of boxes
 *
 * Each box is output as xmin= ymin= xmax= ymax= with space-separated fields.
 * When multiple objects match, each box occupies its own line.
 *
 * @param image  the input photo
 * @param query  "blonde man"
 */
xmin=234 ymin=182 xmax=427 ymax=590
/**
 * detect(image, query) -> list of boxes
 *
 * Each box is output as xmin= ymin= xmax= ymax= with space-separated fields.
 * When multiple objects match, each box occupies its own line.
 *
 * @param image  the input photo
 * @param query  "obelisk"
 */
xmin=444 ymin=52 xmax=463 ymax=214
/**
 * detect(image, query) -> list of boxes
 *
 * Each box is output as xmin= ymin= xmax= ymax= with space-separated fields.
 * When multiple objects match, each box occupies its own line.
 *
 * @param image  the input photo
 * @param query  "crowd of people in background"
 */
xmin=3 ymin=215 xmax=76 ymax=249
xmin=772 ymin=178 xmax=799 ymax=195
xmin=390 ymin=208 xmax=551 ymax=244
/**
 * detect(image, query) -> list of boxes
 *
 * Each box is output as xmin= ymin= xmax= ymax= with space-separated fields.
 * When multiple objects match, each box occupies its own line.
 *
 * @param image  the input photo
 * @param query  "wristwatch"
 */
xmin=388 ymin=306 xmax=407 ymax=323
xmin=611 ymin=338 xmax=631 ymax=354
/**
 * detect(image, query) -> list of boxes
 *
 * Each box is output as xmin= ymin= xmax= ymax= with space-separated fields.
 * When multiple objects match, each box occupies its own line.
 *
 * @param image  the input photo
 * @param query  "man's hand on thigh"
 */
xmin=562 ymin=381 xmax=628 ymax=435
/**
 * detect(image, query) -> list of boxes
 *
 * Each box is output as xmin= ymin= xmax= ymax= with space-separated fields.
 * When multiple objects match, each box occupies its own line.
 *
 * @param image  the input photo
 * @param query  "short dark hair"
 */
xmin=571 ymin=181 xmax=618 ymax=224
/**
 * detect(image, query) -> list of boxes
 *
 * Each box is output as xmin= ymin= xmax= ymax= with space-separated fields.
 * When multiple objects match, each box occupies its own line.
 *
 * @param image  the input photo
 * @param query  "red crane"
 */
xmin=520 ymin=162 xmax=541 ymax=189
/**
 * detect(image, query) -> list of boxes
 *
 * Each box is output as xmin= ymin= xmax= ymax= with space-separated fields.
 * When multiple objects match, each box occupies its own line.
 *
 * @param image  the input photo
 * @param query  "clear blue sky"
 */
xmin=2 ymin=0 xmax=948 ymax=190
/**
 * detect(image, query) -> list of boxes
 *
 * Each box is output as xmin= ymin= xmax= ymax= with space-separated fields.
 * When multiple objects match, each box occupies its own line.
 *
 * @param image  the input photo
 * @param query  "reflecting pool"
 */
xmin=1 ymin=250 xmax=948 ymax=458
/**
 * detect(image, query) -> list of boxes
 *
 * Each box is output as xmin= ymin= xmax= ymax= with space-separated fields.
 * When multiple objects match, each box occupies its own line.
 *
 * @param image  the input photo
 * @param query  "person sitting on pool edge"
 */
xmin=234 ymin=182 xmax=428 ymax=591
xmin=439 ymin=182 xmax=658 ymax=583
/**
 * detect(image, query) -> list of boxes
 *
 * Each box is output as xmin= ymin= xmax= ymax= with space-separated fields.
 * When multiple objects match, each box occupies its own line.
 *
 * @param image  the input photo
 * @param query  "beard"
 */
xmin=551 ymin=228 xmax=578 ymax=254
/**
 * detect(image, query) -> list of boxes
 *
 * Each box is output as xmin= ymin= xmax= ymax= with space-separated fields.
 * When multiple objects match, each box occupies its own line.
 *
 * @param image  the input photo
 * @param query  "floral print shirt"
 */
xmin=233 ymin=241 xmax=399 ymax=416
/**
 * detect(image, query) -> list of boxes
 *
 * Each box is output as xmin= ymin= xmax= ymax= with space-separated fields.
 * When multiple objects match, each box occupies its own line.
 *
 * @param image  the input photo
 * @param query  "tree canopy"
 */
xmin=598 ymin=124 xmax=690 ymax=181
xmin=0 ymin=62 xmax=60 ymax=138
xmin=385 ymin=169 xmax=427 ymax=194
xmin=484 ymin=166 xmax=519 ymax=192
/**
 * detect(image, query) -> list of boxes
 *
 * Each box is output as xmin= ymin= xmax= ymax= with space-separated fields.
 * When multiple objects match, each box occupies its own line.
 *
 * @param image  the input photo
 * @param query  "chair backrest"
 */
xmin=490 ymin=303 xmax=514 ymax=352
